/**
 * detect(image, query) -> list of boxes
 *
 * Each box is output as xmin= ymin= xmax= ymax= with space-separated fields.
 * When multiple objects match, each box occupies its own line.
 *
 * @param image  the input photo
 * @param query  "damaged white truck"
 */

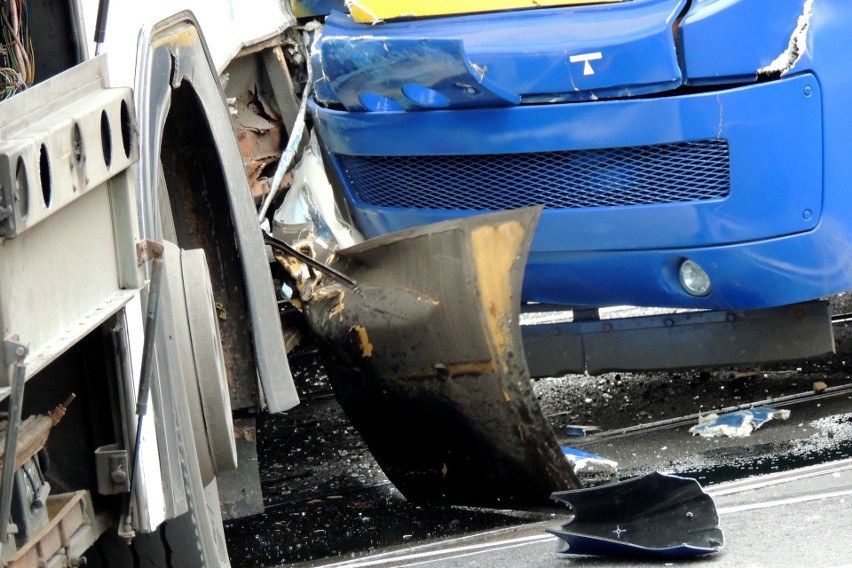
xmin=0 ymin=0 xmax=849 ymax=565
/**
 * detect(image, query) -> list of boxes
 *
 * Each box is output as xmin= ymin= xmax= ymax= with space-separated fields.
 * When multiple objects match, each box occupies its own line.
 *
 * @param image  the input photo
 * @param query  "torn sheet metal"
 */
xmin=549 ymin=472 xmax=723 ymax=558
xmin=272 ymin=134 xmax=363 ymax=248
xmin=229 ymin=94 xmax=285 ymax=200
xmin=562 ymin=447 xmax=617 ymax=476
xmin=316 ymin=37 xmax=521 ymax=111
xmin=689 ymin=407 xmax=791 ymax=438
xmin=278 ymin=207 xmax=581 ymax=507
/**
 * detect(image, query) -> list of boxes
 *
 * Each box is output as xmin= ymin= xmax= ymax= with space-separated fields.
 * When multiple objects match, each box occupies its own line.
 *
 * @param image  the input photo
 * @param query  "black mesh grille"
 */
xmin=338 ymin=140 xmax=730 ymax=210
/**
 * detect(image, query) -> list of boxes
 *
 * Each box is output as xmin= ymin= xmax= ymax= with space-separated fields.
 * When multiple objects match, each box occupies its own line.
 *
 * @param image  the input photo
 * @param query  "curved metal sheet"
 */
xmin=134 ymin=12 xmax=298 ymax=413
xmin=549 ymin=472 xmax=723 ymax=557
xmin=301 ymin=207 xmax=581 ymax=507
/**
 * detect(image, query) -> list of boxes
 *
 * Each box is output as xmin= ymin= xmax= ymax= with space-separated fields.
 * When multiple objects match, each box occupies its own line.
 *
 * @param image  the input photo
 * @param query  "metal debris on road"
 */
xmin=689 ymin=407 xmax=791 ymax=438
xmin=564 ymin=425 xmax=601 ymax=437
xmin=562 ymin=447 xmax=618 ymax=476
xmin=549 ymin=472 xmax=723 ymax=558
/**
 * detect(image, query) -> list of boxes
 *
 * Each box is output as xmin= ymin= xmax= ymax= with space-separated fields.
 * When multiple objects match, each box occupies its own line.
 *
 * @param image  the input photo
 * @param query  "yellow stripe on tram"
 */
xmin=347 ymin=0 xmax=624 ymax=24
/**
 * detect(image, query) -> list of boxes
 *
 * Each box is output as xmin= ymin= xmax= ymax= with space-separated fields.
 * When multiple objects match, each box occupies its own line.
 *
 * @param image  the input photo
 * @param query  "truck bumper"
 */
xmin=313 ymin=73 xmax=843 ymax=309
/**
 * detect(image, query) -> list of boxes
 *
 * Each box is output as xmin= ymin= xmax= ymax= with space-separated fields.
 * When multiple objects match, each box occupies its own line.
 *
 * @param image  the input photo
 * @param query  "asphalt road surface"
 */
xmin=224 ymin=304 xmax=852 ymax=567
xmin=303 ymin=458 xmax=852 ymax=567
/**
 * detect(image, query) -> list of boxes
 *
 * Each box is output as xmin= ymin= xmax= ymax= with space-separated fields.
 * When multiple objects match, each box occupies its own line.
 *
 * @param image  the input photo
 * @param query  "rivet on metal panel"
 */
xmin=2 ymin=338 xmax=28 ymax=366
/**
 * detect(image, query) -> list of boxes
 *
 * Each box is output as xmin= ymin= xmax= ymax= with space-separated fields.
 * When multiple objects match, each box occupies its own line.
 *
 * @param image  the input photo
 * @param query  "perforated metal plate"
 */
xmin=0 ymin=56 xmax=141 ymax=392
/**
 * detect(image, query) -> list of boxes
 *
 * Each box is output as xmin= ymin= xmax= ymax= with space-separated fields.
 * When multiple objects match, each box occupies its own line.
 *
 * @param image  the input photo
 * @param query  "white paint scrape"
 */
xmin=758 ymin=0 xmax=814 ymax=76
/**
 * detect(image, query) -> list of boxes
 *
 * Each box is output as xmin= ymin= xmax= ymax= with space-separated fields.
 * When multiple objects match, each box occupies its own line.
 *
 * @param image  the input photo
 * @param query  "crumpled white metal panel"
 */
xmin=81 ymin=0 xmax=296 ymax=88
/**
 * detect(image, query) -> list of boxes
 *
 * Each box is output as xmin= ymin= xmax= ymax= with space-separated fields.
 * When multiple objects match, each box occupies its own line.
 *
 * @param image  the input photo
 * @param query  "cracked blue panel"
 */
xmin=320 ymin=38 xmax=521 ymax=111
xmin=315 ymin=0 xmax=686 ymax=108
xmin=679 ymin=0 xmax=813 ymax=83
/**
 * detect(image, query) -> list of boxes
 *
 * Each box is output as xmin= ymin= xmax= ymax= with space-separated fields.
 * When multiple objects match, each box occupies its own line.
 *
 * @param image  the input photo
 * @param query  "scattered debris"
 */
xmin=564 ymin=425 xmax=601 ymax=437
xmin=813 ymin=381 xmax=828 ymax=393
xmin=549 ymin=472 xmax=723 ymax=558
xmin=689 ymin=407 xmax=791 ymax=438
xmin=562 ymin=447 xmax=617 ymax=476
xmin=229 ymin=92 xmax=286 ymax=200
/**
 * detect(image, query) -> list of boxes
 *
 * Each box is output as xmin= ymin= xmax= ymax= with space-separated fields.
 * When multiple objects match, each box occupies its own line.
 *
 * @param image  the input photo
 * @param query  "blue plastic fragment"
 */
xmin=689 ymin=407 xmax=791 ymax=438
xmin=564 ymin=425 xmax=601 ymax=437
xmin=318 ymin=37 xmax=521 ymax=111
xmin=549 ymin=472 xmax=723 ymax=558
xmin=561 ymin=447 xmax=617 ymax=475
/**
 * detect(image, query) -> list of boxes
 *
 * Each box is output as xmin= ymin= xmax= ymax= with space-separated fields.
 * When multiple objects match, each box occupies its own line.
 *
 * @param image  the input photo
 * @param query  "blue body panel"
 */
xmin=315 ymin=75 xmax=822 ymax=252
xmin=314 ymin=0 xmax=687 ymax=106
xmin=310 ymin=0 xmax=852 ymax=310
xmin=680 ymin=0 xmax=810 ymax=83
xmin=319 ymin=38 xmax=521 ymax=111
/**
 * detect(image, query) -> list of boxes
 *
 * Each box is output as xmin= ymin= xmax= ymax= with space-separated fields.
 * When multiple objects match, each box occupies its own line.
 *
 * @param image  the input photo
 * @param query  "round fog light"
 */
xmin=679 ymin=259 xmax=712 ymax=297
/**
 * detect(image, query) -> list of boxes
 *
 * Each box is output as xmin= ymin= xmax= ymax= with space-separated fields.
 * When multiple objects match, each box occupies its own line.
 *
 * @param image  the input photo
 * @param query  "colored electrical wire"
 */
xmin=0 ymin=0 xmax=34 ymax=99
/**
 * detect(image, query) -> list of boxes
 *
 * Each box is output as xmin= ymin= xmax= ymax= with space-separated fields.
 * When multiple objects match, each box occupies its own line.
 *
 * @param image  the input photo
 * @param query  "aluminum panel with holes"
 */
xmin=0 ymin=55 xmax=141 ymax=391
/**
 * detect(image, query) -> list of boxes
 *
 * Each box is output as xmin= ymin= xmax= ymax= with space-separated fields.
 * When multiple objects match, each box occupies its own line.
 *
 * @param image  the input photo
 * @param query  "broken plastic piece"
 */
xmin=689 ymin=407 xmax=791 ymax=438
xmin=562 ymin=447 xmax=617 ymax=476
xmin=564 ymin=425 xmax=601 ymax=437
xmin=317 ymin=36 xmax=521 ymax=111
xmin=549 ymin=472 xmax=723 ymax=558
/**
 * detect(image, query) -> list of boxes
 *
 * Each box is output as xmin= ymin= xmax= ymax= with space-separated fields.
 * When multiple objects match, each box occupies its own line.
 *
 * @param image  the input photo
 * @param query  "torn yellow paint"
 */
xmin=151 ymin=23 xmax=199 ymax=49
xmin=471 ymin=220 xmax=525 ymax=373
xmin=322 ymin=289 xmax=346 ymax=322
xmin=347 ymin=0 xmax=623 ymax=23
xmin=351 ymin=324 xmax=374 ymax=358
xmin=502 ymin=387 xmax=511 ymax=402
xmin=329 ymin=302 xmax=345 ymax=322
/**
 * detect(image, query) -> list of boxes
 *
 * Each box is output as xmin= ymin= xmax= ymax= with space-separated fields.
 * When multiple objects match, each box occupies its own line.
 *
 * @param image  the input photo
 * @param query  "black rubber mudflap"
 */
xmin=303 ymin=207 xmax=581 ymax=507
